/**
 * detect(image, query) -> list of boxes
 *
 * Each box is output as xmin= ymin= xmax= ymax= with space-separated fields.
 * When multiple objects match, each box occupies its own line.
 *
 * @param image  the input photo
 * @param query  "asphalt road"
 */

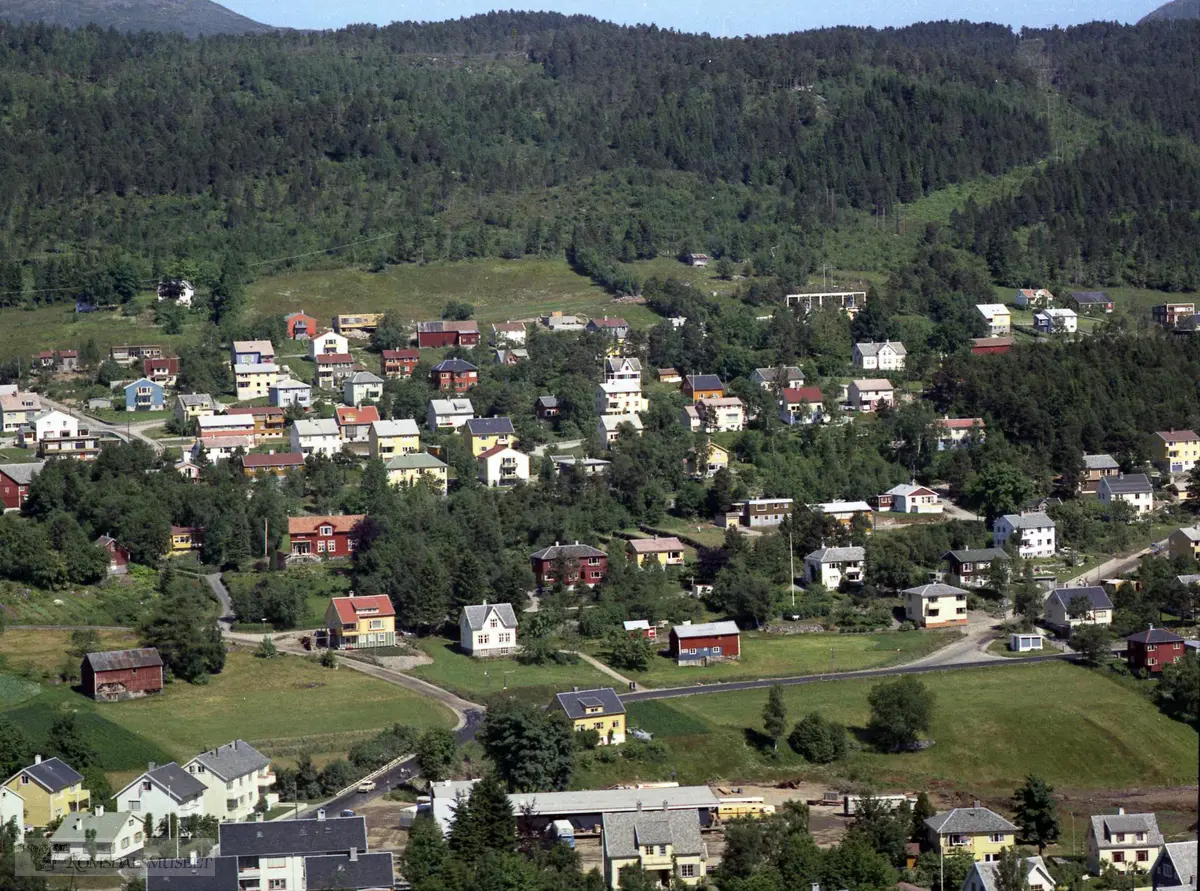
xmin=38 ymin=394 xmax=165 ymax=453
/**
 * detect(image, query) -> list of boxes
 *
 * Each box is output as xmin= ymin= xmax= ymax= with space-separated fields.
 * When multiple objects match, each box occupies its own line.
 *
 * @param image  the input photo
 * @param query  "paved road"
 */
xmin=203 ymin=572 xmax=236 ymax=624
xmin=1063 ymin=539 xmax=1166 ymax=587
xmin=531 ymin=439 xmax=584 ymax=457
xmin=39 ymin=394 xmax=165 ymax=453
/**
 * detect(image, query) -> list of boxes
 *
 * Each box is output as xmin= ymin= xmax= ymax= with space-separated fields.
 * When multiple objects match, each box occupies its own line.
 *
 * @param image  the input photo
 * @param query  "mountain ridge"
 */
xmin=0 ymin=0 xmax=276 ymax=37
xmin=1139 ymin=0 xmax=1200 ymax=22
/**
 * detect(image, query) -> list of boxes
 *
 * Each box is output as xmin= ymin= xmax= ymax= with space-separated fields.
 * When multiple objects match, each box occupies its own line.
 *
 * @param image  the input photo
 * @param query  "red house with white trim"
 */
xmin=668 ymin=621 xmax=741 ymax=665
xmin=1125 ymin=626 xmax=1186 ymax=674
xmin=288 ymin=514 xmax=365 ymax=559
xmin=529 ymin=542 xmax=608 ymax=588
xmin=0 ymin=462 xmax=42 ymax=511
xmin=381 ymin=349 xmax=420 ymax=379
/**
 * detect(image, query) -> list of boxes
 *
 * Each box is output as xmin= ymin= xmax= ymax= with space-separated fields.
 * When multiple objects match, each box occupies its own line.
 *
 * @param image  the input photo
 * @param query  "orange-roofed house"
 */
xmin=936 ymin=417 xmax=986 ymax=451
xmin=288 ymin=515 xmax=365 ymax=560
xmin=335 ymin=405 xmax=381 ymax=446
xmin=324 ymin=595 xmax=396 ymax=649
xmin=626 ymin=536 xmax=686 ymax=567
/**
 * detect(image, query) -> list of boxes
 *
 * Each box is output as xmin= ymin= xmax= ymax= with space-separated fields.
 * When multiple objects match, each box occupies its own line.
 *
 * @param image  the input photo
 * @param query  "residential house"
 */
xmin=1072 ymin=291 xmax=1114 ymax=313
xmin=550 ymin=455 xmax=611 ymax=476
xmin=936 ymin=417 xmax=986 ymax=450
xmin=115 ymin=762 xmax=206 ymax=822
xmin=586 ymin=317 xmax=629 ymax=352
xmin=813 ymin=500 xmax=874 ymax=528
xmin=233 ymin=363 xmax=280 ymax=401
xmin=657 ymin=368 xmax=682 ymax=384
xmin=602 ymin=810 xmax=708 ymax=889
xmin=992 ymin=512 xmax=1056 ymax=557
xmin=1098 ymin=473 xmax=1154 ymax=516
xmin=38 ymin=428 xmax=100 ymax=461
xmin=333 ymin=313 xmax=385 ymax=335
xmin=284 ymin=310 xmax=318 ymax=339
xmin=342 ymin=371 xmax=383 ymax=407
xmin=50 ymin=809 xmax=144 ymax=864
xmin=971 ymin=336 xmax=1014 ymax=356
xmin=197 ymin=413 xmax=256 ymax=442
xmin=681 ymin=374 xmax=724 ymax=401
xmin=685 ymin=397 xmax=745 ymax=433
xmin=1043 ymin=586 xmax=1113 ymax=634
xmin=431 ymin=358 xmax=479 ymax=392
xmin=686 ymin=440 xmax=728 ymax=478
xmin=779 ymin=386 xmax=826 ymax=425
xmin=288 ymin=515 xmax=364 ymax=560
xmin=0 ymin=462 xmax=43 ymax=511
xmin=314 ymin=353 xmax=356 ymax=389
xmin=804 ymin=546 xmax=865 ymax=588
xmin=369 ymin=419 xmax=420 ymax=460
xmin=1152 ymin=430 xmax=1200 ymax=474
xmin=596 ymin=381 xmax=648 ymax=417
xmin=142 ymin=356 xmax=180 ymax=387
xmin=627 ymin=536 xmax=686 ymax=567
xmin=226 ymin=406 xmax=285 ymax=439
xmin=174 ymin=394 xmax=216 ymax=425
xmin=0 ymin=788 xmax=22 ymax=839
xmin=963 ymin=856 xmax=1056 ymax=891
xmin=332 ymin=403 xmax=381 ymax=444
xmin=182 ymin=740 xmax=275 ymax=823
xmin=849 ymin=379 xmax=895 ymax=412
xmin=310 ymin=331 xmax=350 ymax=358
xmin=1168 ymin=526 xmax=1200 ymax=561
xmin=0 ymin=392 xmax=41 ymax=434
xmin=1152 ymin=303 xmax=1195 ymax=328
xmin=1034 ymin=308 xmax=1078 ymax=334
xmin=535 ymin=395 xmax=560 ymax=420
xmin=157 ymin=278 xmax=195 ymax=307
xmin=465 ymin=417 xmax=516 ymax=456
xmin=1014 ymin=288 xmax=1054 ymax=308
xmin=386 ymin=452 xmax=449 ymax=495
xmin=925 ymin=806 xmax=1017 ymax=862
xmin=493 ymin=347 xmax=527 ymax=366
xmin=124 ymin=378 xmax=165 ymax=411
xmin=941 ymin=548 xmax=1009 ymax=589
xmin=459 ymin=602 xmax=518 ymax=657
xmin=1172 ymin=315 xmax=1200 ymax=338
xmin=416 ymin=320 xmax=480 ymax=349
xmin=903 ymin=583 xmax=969 ymax=628
xmin=110 ymin=345 xmax=163 ymax=366
xmin=878 ymin=482 xmax=942 ymax=514
xmin=325 ymin=594 xmax=396 ymax=650
xmin=1081 ymin=453 xmax=1121 ymax=494
xmin=669 ymin=621 xmax=740 ymax=665
xmin=290 ymin=418 xmax=341 ymax=459
xmin=19 ymin=409 xmax=78 ymax=446
xmin=1087 ymin=810 xmax=1163 ymax=874
xmin=380 ymin=348 xmax=420 ymax=379
xmin=686 ymin=252 xmax=709 ymax=266
xmin=242 ymin=452 xmax=306 ymax=478
xmin=270 ymin=378 xmax=312 ymax=409
xmin=81 ymin=648 xmax=164 ymax=702
xmin=3 ymin=757 xmax=90 ymax=827
xmin=543 ymin=312 xmax=585 ymax=332
xmin=427 ymin=398 xmax=475 ymax=432
xmin=784 ymin=290 xmax=867 ymax=316
xmin=853 ymin=341 xmax=907 ymax=371
xmin=624 ymin=619 xmax=656 ymax=640
xmin=476 ymin=444 xmax=530 ymax=487
xmin=231 ymin=340 xmax=275 ymax=366
xmin=170 ymin=526 xmax=204 ymax=554
xmin=976 ymin=304 xmax=1012 ymax=336
xmin=490 ymin=321 xmax=527 ymax=347
xmin=530 ymin=542 xmax=608 ymax=588
xmin=555 ymin=688 xmax=626 ymax=746
xmin=722 ymin=498 xmax=793 ymax=528
xmin=96 ymin=535 xmax=131 ymax=574
xmin=597 ymin=413 xmax=644 ymax=445
xmin=1126 ymin=626 xmax=1186 ymax=674
xmin=605 ymin=357 xmax=643 ymax=386
xmin=1151 ymin=841 xmax=1197 ymax=891
xmin=750 ymin=366 xmax=804 ymax=389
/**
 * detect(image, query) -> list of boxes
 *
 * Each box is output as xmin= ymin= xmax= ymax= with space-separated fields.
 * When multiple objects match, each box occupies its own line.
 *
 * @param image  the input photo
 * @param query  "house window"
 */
xmin=269 ymin=882 xmax=286 ymax=890
xmin=142 ymin=781 xmax=152 ymax=791
xmin=989 ymin=834 xmax=1005 ymax=843
xmin=319 ymin=525 xmax=332 ymax=536
xmin=317 ymin=540 xmax=326 ymax=553
xmin=712 ymin=646 xmax=721 ymax=655
xmin=130 ymin=801 xmax=141 ymax=811
xmin=19 ymin=775 xmax=28 ymax=785
xmin=121 ymin=837 xmax=130 ymax=850
xmin=658 ymin=846 xmax=668 ymax=855
xmin=479 ymin=635 xmax=489 ymax=645
xmin=1137 ymin=851 xmax=1149 ymax=863
xmin=1113 ymin=853 xmax=1125 ymax=864
xmin=1136 ymin=832 xmax=1146 ymax=842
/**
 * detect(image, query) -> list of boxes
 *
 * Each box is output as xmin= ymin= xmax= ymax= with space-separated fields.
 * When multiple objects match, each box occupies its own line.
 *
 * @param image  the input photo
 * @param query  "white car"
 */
xmin=357 ymin=780 xmax=377 ymax=793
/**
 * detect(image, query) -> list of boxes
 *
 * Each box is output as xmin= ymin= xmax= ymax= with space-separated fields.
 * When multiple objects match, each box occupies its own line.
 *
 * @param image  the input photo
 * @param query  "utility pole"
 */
xmin=789 ymin=526 xmax=796 ymax=608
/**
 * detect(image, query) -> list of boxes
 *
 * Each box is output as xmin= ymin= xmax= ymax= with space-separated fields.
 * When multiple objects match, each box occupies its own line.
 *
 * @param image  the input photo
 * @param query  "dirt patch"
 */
xmin=353 ymin=796 xmax=416 ymax=853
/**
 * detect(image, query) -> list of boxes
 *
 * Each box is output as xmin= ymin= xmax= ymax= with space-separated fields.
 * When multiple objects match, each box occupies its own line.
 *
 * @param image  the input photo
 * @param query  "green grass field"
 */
xmin=0 ymin=629 xmax=139 ymax=675
xmin=579 ymin=662 xmax=1199 ymax=794
xmin=0 ymin=304 xmax=190 ymax=362
xmin=0 ymin=568 xmax=160 ymax=626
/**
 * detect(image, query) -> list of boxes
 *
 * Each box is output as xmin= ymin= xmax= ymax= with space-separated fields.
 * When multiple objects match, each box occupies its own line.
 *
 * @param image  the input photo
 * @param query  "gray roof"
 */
xmin=219 ymin=815 xmax=367 ymax=857
xmin=855 ymin=340 xmax=907 ymax=358
xmin=751 ymin=366 xmax=803 ymax=383
xmin=385 ymin=453 xmax=447 ymax=471
xmin=1047 ymin=586 xmax=1113 ymax=611
xmin=273 ymin=378 xmax=311 ymax=390
xmin=1090 ymin=812 xmax=1163 ymax=848
xmin=15 ymin=757 xmax=83 ymax=793
xmin=461 ymin=602 xmax=517 ymax=630
xmin=432 ymin=358 xmax=477 ymax=373
xmin=554 ymin=687 xmax=625 ymax=720
xmin=536 ymin=396 xmax=559 ymax=408
xmin=83 ymin=647 xmax=163 ymax=673
xmin=925 ymin=807 xmax=1016 ymax=835
xmin=1157 ymin=842 xmax=1197 ymax=891
xmin=685 ymin=374 xmax=723 ymax=390
xmin=605 ymin=358 xmax=642 ymax=372
xmin=1083 ymin=453 xmax=1119 ymax=471
xmin=509 ymin=785 xmax=719 ymax=819
xmin=466 ymin=417 xmax=515 ymax=436
xmin=805 ymin=546 xmax=866 ymax=563
xmin=52 ymin=811 xmax=141 ymax=843
xmin=603 ymin=810 xmax=705 ymax=859
xmin=345 ymin=371 xmax=383 ymax=385
xmin=1100 ymin=473 xmax=1152 ymax=495
xmin=672 ymin=621 xmax=739 ymax=639
xmin=903 ymin=583 xmax=967 ymax=599
xmin=970 ymin=856 xmax=1051 ymax=891
xmin=0 ymin=462 xmax=44 ymax=485
xmin=1126 ymin=627 xmax=1185 ymax=645
xmin=119 ymin=762 xmax=207 ymax=803
xmin=1072 ymin=291 xmax=1111 ymax=304
xmin=176 ymin=394 xmax=215 ymax=407
xmin=304 ymin=853 xmax=394 ymax=891
xmin=293 ymin=418 xmax=340 ymax=437
xmin=530 ymin=542 xmax=606 ymax=561
xmin=999 ymin=511 xmax=1054 ymax=530
xmin=188 ymin=740 xmax=269 ymax=782
xmin=943 ymin=548 xmax=1009 ymax=564
xmin=147 ymin=856 xmax=239 ymax=891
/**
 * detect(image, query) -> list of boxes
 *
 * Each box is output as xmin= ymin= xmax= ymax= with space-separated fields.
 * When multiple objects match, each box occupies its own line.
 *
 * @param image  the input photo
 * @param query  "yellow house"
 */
xmin=603 ymin=810 xmax=708 ymax=888
xmin=385 ymin=453 xmax=448 ymax=496
xmin=687 ymin=441 xmax=728 ymax=478
xmin=554 ymin=688 xmax=626 ymax=745
xmin=1087 ymin=811 xmax=1163 ymax=875
xmin=627 ymin=536 xmax=686 ymax=567
xmin=925 ymin=806 xmax=1017 ymax=862
xmin=464 ymin=417 xmax=516 ymax=457
xmin=173 ymin=394 xmax=215 ymax=425
xmin=324 ymin=594 xmax=396 ymax=649
xmin=4 ymin=756 xmax=90 ymax=828
xmin=232 ymin=363 xmax=280 ymax=402
xmin=1167 ymin=526 xmax=1200 ymax=561
xmin=369 ymin=419 xmax=420 ymax=460
xmin=1151 ymin=430 xmax=1200 ymax=475
xmin=170 ymin=526 xmax=204 ymax=554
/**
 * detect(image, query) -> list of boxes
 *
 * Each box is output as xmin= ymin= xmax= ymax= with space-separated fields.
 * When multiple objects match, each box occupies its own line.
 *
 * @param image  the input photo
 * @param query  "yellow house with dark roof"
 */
xmin=554 ymin=687 xmax=626 ymax=745
xmin=3 ymin=756 xmax=90 ymax=827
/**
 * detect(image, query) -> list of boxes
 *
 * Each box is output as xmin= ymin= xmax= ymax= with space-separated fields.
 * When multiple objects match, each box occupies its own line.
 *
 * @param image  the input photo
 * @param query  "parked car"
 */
xmin=357 ymin=780 xmax=377 ymax=793
xmin=340 ymin=809 xmax=356 ymax=817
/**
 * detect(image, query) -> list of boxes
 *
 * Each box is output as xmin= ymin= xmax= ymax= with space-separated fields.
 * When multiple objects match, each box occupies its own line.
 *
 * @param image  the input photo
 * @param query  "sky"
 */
xmin=224 ymin=0 xmax=1159 ymax=35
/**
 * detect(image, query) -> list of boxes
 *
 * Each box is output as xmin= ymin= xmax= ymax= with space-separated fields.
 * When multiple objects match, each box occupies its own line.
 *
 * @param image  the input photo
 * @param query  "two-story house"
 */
xmin=124 ymin=378 xmax=165 ymax=411
xmin=976 ymin=304 xmax=1012 ymax=336
xmin=555 ymin=687 xmax=626 ymax=746
xmin=602 ymin=810 xmax=708 ymax=889
xmin=431 ymin=359 xmax=479 ymax=392
xmin=595 ymin=381 xmax=648 ymax=417
xmin=993 ymin=512 xmax=1056 ymax=558
xmin=284 ymin=310 xmax=318 ymax=340
xmin=936 ymin=417 xmax=986 ymax=450
xmin=750 ymin=366 xmax=804 ymax=390
xmin=925 ymin=805 xmax=1017 ymax=862
xmin=964 ymin=856 xmax=1056 ymax=891
xmin=310 ymin=331 xmax=350 ymax=359
xmin=491 ymin=322 xmax=527 ymax=347
xmin=1150 ymin=842 xmax=1196 ymax=891
xmin=1034 ymin=308 xmax=1078 ymax=334
xmin=1014 ymin=288 xmax=1055 ymax=308
xmin=459 ymin=602 xmax=518 ymax=657
xmin=174 ymin=393 xmax=216 ymax=426
xmin=853 ymin=341 xmax=907 ymax=371
xmin=0 ymin=392 xmax=41 ymax=435
xmin=427 ymin=398 xmax=475 ymax=432
xmin=1152 ymin=430 xmax=1200 ymax=475
xmin=20 ymin=409 xmax=78 ymax=446
xmin=465 ymin=417 xmax=517 ymax=456
xmin=233 ymin=363 xmax=280 ymax=402
xmin=880 ymin=483 xmax=942 ymax=514
xmin=1081 ymin=453 xmax=1121 ymax=494
xmin=1126 ymin=626 xmax=1186 ymax=674
xmin=290 ymin=418 xmax=342 ymax=459
xmin=1087 ymin=810 xmax=1163 ymax=874
xmin=270 ymin=379 xmax=313 ymax=409
xmin=197 ymin=413 xmax=256 ymax=443
xmin=288 ymin=515 xmax=365 ymax=560
xmin=849 ymin=379 xmax=895 ymax=412
xmin=3 ymin=756 xmax=90 ymax=827
xmin=380 ymin=349 xmax=420 ymax=379
xmin=324 ymin=594 xmax=396 ymax=649
xmin=804 ymin=546 xmax=865 ymax=588
xmin=314 ymin=353 xmax=356 ymax=390
xmin=343 ymin=372 xmax=384 ymax=407
xmin=182 ymin=740 xmax=275 ymax=823
xmin=476 ymin=445 xmax=530 ymax=487
xmin=903 ymin=583 xmax=969 ymax=628
xmin=779 ymin=386 xmax=826 ymax=425
xmin=143 ymin=357 xmax=181 ymax=388
xmin=191 ymin=435 xmax=253 ymax=464
xmin=681 ymin=374 xmax=724 ymax=401
xmin=226 ymin=406 xmax=285 ymax=439
xmin=585 ymin=317 xmax=629 ymax=353
xmin=597 ymin=414 xmax=644 ymax=445
xmin=416 ymin=320 xmax=480 ymax=349
xmin=0 ymin=461 xmax=43 ymax=511
xmin=720 ymin=497 xmax=793 ymax=528
xmin=115 ymin=762 xmax=207 ymax=821
xmin=386 ymin=452 xmax=448 ymax=495
xmin=1168 ymin=525 xmax=1200 ymax=562
xmin=1098 ymin=473 xmax=1154 ymax=516
xmin=242 ymin=452 xmax=306 ymax=478
xmin=941 ymin=548 xmax=1009 ymax=589
xmin=604 ymin=357 xmax=642 ymax=386
xmin=686 ymin=441 xmax=729 ymax=479
xmin=231 ymin=340 xmax=275 ymax=366
xmin=627 ymin=536 xmax=685 ymax=567
xmin=335 ymin=405 xmax=381 ymax=446
xmin=535 ymin=394 xmax=559 ymax=420
xmin=683 ymin=397 xmax=745 ymax=433
xmin=530 ymin=541 xmax=608 ymax=588
xmin=50 ymin=808 xmax=144 ymax=864
xmin=368 ymin=419 xmax=420 ymax=460
xmin=1043 ymin=586 xmax=1113 ymax=634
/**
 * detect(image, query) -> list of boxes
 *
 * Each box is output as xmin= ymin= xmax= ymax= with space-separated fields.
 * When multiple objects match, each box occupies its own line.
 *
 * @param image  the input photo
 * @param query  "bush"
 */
xmin=787 ymin=712 xmax=848 ymax=763
xmin=608 ymin=633 xmax=653 ymax=672
xmin=574 ymin=728 xmax=601 ymax=750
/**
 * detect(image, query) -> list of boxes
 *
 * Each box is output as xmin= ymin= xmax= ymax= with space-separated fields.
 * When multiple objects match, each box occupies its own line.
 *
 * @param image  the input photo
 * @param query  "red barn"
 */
xmin=381 ymin=349 xmax=420 ymax=379
xmin=416 ymin=320 xmax=480 ymax=349
xmin=669 ymin=620 xmax=741 ymax=665
xmin=530 ymin=542 xmax=608 ymax=588
xmin=0 ymin=462 xmax=42 ymax=511
xmin=285 ymin=311 xmax=318 ymax=339
xmin=971 ymin=337 xmax=1014 ymax=356
xmin=1125 ymin=626 xmax=1186 ymax=674
xmin=96 ymin=534 xmax=131 ymax=574
xmin=288 ymin=514 xmax=365 ymax=559
xmin=81 ymin=648 xmax=164 ymax=702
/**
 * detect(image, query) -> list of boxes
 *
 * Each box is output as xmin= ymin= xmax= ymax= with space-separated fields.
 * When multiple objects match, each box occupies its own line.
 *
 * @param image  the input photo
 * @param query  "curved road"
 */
xmin=38 ymin=394 xmax=166 ymax=453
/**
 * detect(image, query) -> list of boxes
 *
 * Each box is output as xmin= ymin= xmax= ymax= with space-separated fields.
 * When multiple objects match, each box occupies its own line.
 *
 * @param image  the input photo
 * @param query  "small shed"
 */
xmin=1009 ymin=632 xmax=1044 ymax=653
xmin=81 ymin=648 xmax=164 ymax=702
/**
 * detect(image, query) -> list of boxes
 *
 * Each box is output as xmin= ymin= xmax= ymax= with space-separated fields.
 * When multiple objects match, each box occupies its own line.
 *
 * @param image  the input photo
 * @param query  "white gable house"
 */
xmin=459 ymin=603 xmax=518 ymax=658
xmin=993 ymin=512 xmax=1056 ymax=558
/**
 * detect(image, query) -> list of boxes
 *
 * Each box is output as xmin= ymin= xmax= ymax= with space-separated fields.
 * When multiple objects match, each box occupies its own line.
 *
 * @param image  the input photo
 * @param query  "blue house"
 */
xmin=124 ymin=377 xmax=165 ymax=411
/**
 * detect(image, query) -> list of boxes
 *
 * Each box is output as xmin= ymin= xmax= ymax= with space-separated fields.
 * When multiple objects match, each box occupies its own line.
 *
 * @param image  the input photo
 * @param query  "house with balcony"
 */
xmin=197 ymin=413 xmax=256 ymax=442
xmin=721 ymin=498 xmax=793 ymax=528
xmin=1087 ymin=810 xmax=1163 ymax=874
xmin=853 ymin=341 xmax=907 ymax=371
xmin=231 ymin=340 xmax=275 ymax=366
xmin=269 ymin=378 xmax=312 ymax=410
xmin=174 ymin=393 xmax=216 ymax=425
xmin=1044 ymin=586 xmax=1113 ymax=634
xmin=602 ymin=810 xmax=708 ymax=888
xmin=595 ymin=381 xmax=648 ymax=417
xmin=20 ymin=409 xmax=79 ymax=446
xmin=380 ymin=349 xmax=420 ymax=379
xmin=431 ymin=358 xmax=479 ymax=392
xmin=903 ymin=583 xmax=968 ymax=628
xmin=386 ymin=452 xmax=448 ymax=495
xmin=183 ymin=740 xmax=275 ymax=822
xmin=1151 ymin=303 xmax=1196 ymax=329
xmin=427 ymin=398 xmax=475 ymax=432
xmin=993 ymin=512 xmax=1056 ymax=558
xmin=1098 ymin=473 xmax=1154 ymax=516
xmin=314 ymin=353 xmax=356 ymax=389
xmin=233 ymin=363 xmax=280 ymax=402
xmin=682 ymin=397 xmax=745 ymax=433
xmin=1034 ymin=308 xmax=1078 ymax=334
xmin=779 ymin=386 xmax=826 ymax=425
xmin=805 ymin=546 xmax=865 ymax=588
xmin=143 ymin=356 xmax=180 ymax=387
xmin=324 ymin=594 xmax=396 ymax=650
xmin=115 ymin=761 xmax=207 ymax=821
xmin=849 ymin=379 xmax=895 ymax=412
xmin=124 ymin=378 xmax=165 ymax=411
xmin=290 ymin=418 xmax=341 ymax=459
xmin=459 ymin=602 xmax=518 ymax=657
xmin=39 ymin=430 xmax=101 ymax=461
xmin=288 ymin=515 xmax=364 ymax=560
xmin=476 ymin=444 xmax=530 ymax=487
xmin=226 ymin=406 xmax=285 ymax=439
xmin=626 ymin=536 xmax=685 ymax=567
xmin=925 ymin=805 xmax=1017 ymax=862
xmin=333 ymin=313 xmax=385 ymax=335
xmin=1152 ymin=430 xmax=1200 ymax=475
xmin=531 ymin=542 xmax=608 ymax=588
xmin=343 ymin=371 xmax=383 ymax=407
xmin=465 ymin=417 xmax=517 ymax=456
xmin=310 ymin=331 xmax=350 ymax=358
xmin=50 ymin=808 xmax=145 ymax=864
xmin=110 ymin=344 xmax=163 ymax=366
xmin=369 ymin=419 xmax=420 ymax=460
xmin=3 ymin=756 xmax=90 ymax=827
xmin=0 ymin=392 xmax=42 ymax=434
xmin=604 ymin=357 xmax=642 ymax=386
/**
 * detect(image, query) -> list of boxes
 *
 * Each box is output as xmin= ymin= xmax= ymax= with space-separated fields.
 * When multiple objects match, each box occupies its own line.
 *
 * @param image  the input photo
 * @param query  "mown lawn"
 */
xmin=578 ymin=662 xmax=1199 ymax=794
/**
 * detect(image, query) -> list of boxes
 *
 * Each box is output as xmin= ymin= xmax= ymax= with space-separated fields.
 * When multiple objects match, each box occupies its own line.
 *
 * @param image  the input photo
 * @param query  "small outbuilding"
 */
xmin=81 ymin=648 xmax=164 ymax=702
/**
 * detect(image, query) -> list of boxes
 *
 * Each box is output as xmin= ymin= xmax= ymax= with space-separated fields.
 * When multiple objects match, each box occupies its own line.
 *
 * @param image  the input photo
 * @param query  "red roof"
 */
xmin=335 ymin=406 xmax=381 ymax=426
xmin=227 ymin=406 xmax=284 ymax=417
xmin=57 ymin=350 xmax=78 ymax=358
xmin=937 ymin=417 xmax=985 ymax=429
xmin=476 ymin=444 xmax=516 ymax=460
xmin=382 ymin=349 xmax=420 ymax=360
xmin=782 ymin=386 xmax=823 ymax=403
xmin=170 ymin=525 xmax=204 ymax=536
xmin=591 ymin=317 xmax=628 ymax=328
xmin=1157 ymin=430 xmax=1200 ymax=442
xmin=242 ymin=452 xmax=306 ymax=468
xmin=288 ymin=514 xmax=366 ymax=536
xmin=330 ymin=594 xmax=395 ymax=625
xmin=316 ymin=353 xmax=354 ymax=365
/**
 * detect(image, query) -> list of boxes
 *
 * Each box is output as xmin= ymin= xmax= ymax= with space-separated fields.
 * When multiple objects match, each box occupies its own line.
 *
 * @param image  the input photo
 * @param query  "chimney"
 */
xmin=1117 ymin=807 xmax=1125 ymax=816
xmin=74 ymin=820 xmax=82 ymax=832
xmin=317 ymin=808 xmax=326 ymax=820
xmin=973 ymin=800 xmax=981 ymax=809
xmin=34 ymin=755 xmax=42 ymax=765
xmin=149 ymin=762 xmax=156 ymax=772
xmin=95 ymin=805 xmax=105 ymax=816
xmin=349 ymin=848 xmax=358 ymax=862
xmin=636 ymin=800 xmax=643 ymax=813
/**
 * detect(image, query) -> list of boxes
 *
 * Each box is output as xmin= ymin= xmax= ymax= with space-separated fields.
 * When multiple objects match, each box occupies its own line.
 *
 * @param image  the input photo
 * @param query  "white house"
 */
xmin=993 ymin=511 xmax=1056 ymax=558
xmin=1098 ymin=473 xmax=1154 ymax=516
xmin=0 ymin=787 xmax=23 ymax=839
xmin=290 ymin=418 xmax=341 ymax=459
xmin=191 ymin=435 xmax=253 ymax=464
xmin=975 ymin=304 xmax=1012 ymax=336
xmin=1035 ymin=308 xmax=1078 ymax=334
xmin=750 ymin=366 xmax=804 ymax=390
xmin=50 ymin=808 xmax=144 ymax=864
xmin=310 ymin=331 xmax=350 ymax=359
xmin=343 ymin=371 xmax=384 ymax=407
xmin=1044 ymin=586 xmax=1113 ymax=634
xmin=115 ymin=762 xmax=207 ymax=821
xmin=962 ymin=856 xmax=1056 ymax=891
xmin=852 ymin=341 xmax=906 ymax=372
xmin=459 ymin=602 xmax=518 ymax=657
xmin=804 ymin=546 xmax=865 ymax=588
xmin=604 ymin=357 xmax=642 ymax=386
xmin=476 ymin=445 xmax=530 ymax=487
xmin=182 ymin=739 xmax=275 ymax=823
xmin=597 ymin=413 xmax=644 ymax=446
xmin=157 ymin=279 xmax=195 ymax=307
xmin=21 ymin=409 xmax=79 ymax=446
xmin=848 ymin=379 xmax=895 ymax=412
xmin=595 ymin=381 xmax=648 ymax=417
xmin=883 ymin=482 xmax=942 ymax=514
xmin=233 ymin=362 xmax=280 ymax=401
xmin=269 ymin=378 xmax=312 ymax=409
xmin=427 ymin=398 xmax=475 ymax=432
xmin=1014 ymin=288 xmax=1054 ymax=308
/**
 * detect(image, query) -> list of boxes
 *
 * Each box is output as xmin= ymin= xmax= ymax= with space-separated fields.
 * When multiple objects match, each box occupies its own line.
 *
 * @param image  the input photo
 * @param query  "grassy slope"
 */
xmin=0 ymin=628 xmax=139 ymax=674
xmin=0 ymin=568 xmax=161 ymax=626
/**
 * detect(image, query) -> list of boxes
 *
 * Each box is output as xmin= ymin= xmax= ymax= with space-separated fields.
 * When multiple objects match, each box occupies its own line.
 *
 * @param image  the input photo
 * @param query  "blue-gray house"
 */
xmin=124 ymin=377 xmax=165 ymax=411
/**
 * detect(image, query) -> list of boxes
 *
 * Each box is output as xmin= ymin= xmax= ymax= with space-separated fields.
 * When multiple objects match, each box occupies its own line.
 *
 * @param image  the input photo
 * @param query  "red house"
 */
xmin=142 ymin=356 xmax=180 ymax=383
xmin=971 ymin=337 xmax=1014 ymax=356
xmin=669 ymin=620 xmax=740 ymax=665
xmin=1125 ymin=626 xmax=1186 ymax=674
xmin=96 ymin=534 xmax=131 ymax=574
xmin=416 ymin=320 xmax=480 ymax=349
xmin=381 ymin=349 xmax=420 ymax=379
xmin=241 ymin=452 xmax=306 ymax=477
xmin=0 ymin=462 xmax=42 ymax=511
xmin=431 ymin=359 xmax=479 ymax=392
xmin=285 ymin=311 xmax=319 ymax=339
xmin=288 ymin=514 xmax=366 ymax=559
xmin=81 ymin=647 xmax=164 ymax=702
xmin=530 ymin=542 xmax=608 ymax=588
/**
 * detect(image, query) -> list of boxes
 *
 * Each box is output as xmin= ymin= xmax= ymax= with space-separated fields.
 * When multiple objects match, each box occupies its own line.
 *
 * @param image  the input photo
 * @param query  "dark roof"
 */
xmin=530 ymin=542 xmax=607 ymax=562
xmin=1072 ymin=291 xmax=1111 ymax=304
xmin=536 ymin=396 xmax=559 ymax=409
xmin=18 ymin=757 xmax=84 ymax=793
xmin=685 ymin=374 xmax=723 ymax=390
xmin=147 ymin=856 xmax=239 ymax=891
xmin=141 ymin=762 xmax=208 ymax=802
xmin=1100 ymin=473 xmax=1152 ymax=495
xmin=304 ymin=853 xmax=394 ymax=891
xmin=554 ymin=687 xmax=625 ymax=719
xmin=943 ymin=548 xmax=1009 ymax=564
xmin=465 ymin=417 xmax=515 ymax=436
xmin=219 ymin=816 xmax=368 ymax=857
xmin=1126 ymin=627 xmax=1185 ymax=645
xmin=432 ymin=358 xmax=477 ymax=373
xmin=83 ymin=647 xmax=163 ymax=673
xmin=188 ymin=739 xmax=269 ymax=781
xmin=1048 ymin=586 xmax=1113 ymax=611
